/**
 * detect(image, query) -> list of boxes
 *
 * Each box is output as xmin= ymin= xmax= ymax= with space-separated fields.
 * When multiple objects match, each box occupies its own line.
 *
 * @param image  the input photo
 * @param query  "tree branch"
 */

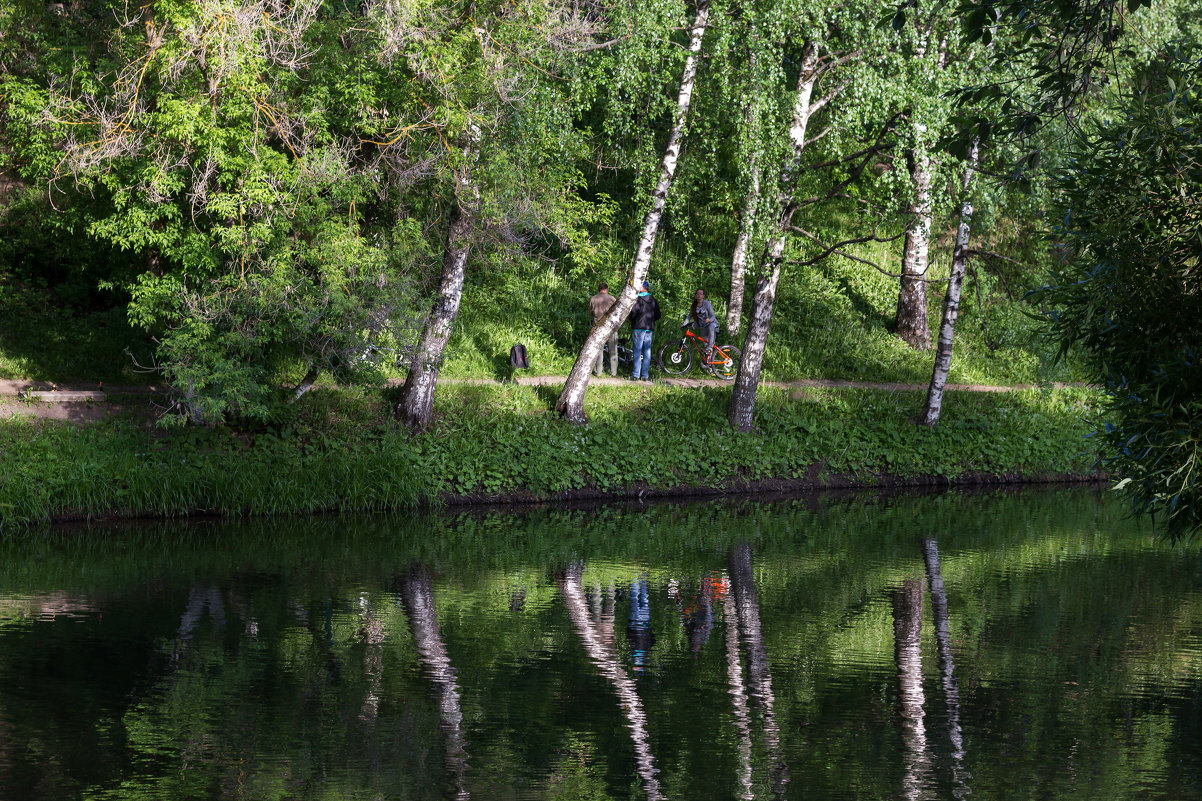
xmin=809 ymin=80 xmax=849 ymax=115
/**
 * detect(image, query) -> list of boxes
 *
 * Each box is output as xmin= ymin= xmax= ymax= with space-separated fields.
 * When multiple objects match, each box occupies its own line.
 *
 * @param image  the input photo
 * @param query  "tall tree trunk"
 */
xmin=728 ymin=43 xmax=819 ymax=433
xmin=727 ymin=42 xmax=762 ymax=339
xmin=728 ymin=542 xmax=789 ymax=798
xmin=922 ymin=538 xmax=971 ymax=799
xmin=555 ymin=0 xmax=710 ymax=424
xmin=395 ymin=187 xmax=475 ymax=432
xmin=919 ymin=139 xmax=979 ymax=426
xmin=560 ymin=565 xmax=664 ymax=801
xmin=398 ymin=564 xmax=471 ymax=800
xmin=893 ymin=577 xmax=931 ymax=801
xmin=727 ymin=163 xmax=759 ymax=338
xmin=895 ymin=137 xmax=933 ymax=349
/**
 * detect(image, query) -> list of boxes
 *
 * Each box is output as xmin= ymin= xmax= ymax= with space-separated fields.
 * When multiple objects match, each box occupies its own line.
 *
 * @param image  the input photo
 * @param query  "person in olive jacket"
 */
xmin=691 ymin=288 xmax=718 ymax=368
xmin=628 ymin=280 xmax=661 ymax=380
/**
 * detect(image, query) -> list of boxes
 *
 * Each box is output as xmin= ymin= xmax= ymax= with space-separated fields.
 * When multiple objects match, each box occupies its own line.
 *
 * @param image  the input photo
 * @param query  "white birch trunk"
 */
xmin=728 ymin=43 xmax=818 ymax=432
xmin=895 ymin=28 xmax=948 ymax=351
xmin=727 ymin=162 xmax=759 ymax=339
xmin=395 ymin=195 xmax=474 ymax=431
xmin=919 ymin=139 xmax=979 ymax=426
xmin=727 ymin=45 xmax=763 ymax=339
xmin=555 ymin=0 xmax=711 ymax=424
xmin=896 ymin=132 xmax=933 ymax=350
xmin=291 ymin=364 xmax=320 ymax=403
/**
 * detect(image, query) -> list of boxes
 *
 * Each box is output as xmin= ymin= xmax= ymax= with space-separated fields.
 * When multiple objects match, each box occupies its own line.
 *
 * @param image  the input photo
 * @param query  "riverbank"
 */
xmin=0 ymin=382 xmax=1104 ymax=527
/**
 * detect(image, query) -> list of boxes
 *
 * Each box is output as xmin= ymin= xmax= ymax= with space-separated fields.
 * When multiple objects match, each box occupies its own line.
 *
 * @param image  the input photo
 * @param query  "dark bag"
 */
xmin=509 ymin=343 xmax=530 ymax=369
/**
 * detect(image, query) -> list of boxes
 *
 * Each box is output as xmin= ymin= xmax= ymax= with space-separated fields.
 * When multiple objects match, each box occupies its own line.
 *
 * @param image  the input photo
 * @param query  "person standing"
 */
xmin=589 ymin=282 xmax=619 ymax=376
xmin=628 ymin=280 xmax=661 ymax=381
xmin=691 ymin=289 xmax=718 ymax=370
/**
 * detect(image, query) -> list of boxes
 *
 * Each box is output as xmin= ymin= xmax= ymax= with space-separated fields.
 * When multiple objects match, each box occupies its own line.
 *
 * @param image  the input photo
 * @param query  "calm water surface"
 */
xmin=2 ymin=489 xmax=1201 ymax=800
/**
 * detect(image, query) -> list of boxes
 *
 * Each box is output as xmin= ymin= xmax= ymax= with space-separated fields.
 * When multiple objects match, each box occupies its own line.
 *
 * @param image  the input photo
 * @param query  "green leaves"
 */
xmin=1040 ymin=56 xmax=1202 ymax=540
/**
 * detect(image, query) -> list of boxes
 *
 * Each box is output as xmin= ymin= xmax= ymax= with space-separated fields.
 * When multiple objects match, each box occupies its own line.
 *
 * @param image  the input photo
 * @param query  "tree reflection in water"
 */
xmin=728 ymin=542 xmax=790 ymax=799
xmin=560 ymin=563 xmax=665 ymax=801
xmin=723 ymin=586 xmax=755 ymax=801
xmin=893 ymin=577 xmax=932 ymax=801
xmin=398 ymin=564 xmax=471 ymax=801
xmin=923 ymin=538 xmax=971 ymax=800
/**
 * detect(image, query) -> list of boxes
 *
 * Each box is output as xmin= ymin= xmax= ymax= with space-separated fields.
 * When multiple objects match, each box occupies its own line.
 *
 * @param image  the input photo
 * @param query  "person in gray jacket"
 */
xmin=691 ymin=289 xmax=718 ymax=369
xmin=588 ymin=282 xmax=618 ymax=376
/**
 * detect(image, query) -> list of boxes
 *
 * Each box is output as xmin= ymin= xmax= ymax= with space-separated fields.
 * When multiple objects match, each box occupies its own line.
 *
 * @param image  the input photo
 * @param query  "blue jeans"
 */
xmin=632 ymin=328 xmax=653 ymax=379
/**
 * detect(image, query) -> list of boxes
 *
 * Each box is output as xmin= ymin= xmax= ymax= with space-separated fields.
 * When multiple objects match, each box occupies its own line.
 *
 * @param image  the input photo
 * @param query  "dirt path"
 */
xmin=0 ymin=375 xmax=1085 ymax=422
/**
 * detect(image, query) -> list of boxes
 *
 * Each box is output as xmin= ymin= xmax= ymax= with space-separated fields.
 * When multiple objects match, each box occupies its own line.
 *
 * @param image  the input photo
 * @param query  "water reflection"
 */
xmin=922 ymin=538 xmax=970 ymax=800
xmin=627 ymin=577 xmax=655 ymax=673
xmin=561 ymin=564 xmax=664 ymax=800
xmin=399 ymin=564 xmax=471 ymax=801
xmin=893 ymin=576 xmax=932 ymax=800
xmin=729 ymin=541 xmax=790 ymax=799
xmin=1 ymin=489 xmax=1200 ymax=800
xmin=724 ymin=583 xmax=755 ymax=801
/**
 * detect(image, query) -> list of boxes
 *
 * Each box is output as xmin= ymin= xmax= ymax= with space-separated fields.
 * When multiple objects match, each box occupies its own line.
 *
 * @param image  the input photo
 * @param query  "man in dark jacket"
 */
xmin=628 ymin=280 xmax=661 ymax=380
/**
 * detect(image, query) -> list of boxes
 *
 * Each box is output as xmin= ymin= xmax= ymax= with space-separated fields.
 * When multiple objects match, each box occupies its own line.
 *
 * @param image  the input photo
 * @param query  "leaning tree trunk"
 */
xmin=728 ymin=42 xmax=819 ymax=433
xmin=895 ymin=136 xmax=934 ymax=350
xmin=395 ymin=196 xmax=475 ymax=431
xmin=919 ymin=139 xmax=978 ymax=426
xmin=555 ymin=0 xmax=711 ymax=424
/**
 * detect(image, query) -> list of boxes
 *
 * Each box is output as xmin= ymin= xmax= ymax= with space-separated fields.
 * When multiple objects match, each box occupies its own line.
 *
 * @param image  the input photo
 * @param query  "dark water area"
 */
xmin=2 ymin=489 xmax=1201 ymax=800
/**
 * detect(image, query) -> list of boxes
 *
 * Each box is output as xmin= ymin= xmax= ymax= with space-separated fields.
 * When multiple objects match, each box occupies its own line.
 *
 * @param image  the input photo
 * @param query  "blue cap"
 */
xmin=641 ymin=280 xmax=651 ymax=291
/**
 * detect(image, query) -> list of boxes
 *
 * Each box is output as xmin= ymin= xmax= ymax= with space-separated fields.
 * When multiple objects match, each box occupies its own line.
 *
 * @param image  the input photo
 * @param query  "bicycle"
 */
xmin=602 ymin=337 xmax=634 ymax=373
xmin=657 ymin=326 xmax=741 ymax=380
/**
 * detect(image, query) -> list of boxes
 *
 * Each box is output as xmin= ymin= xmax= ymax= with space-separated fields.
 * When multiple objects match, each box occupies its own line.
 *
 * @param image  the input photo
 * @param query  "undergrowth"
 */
xmin=0 ymin=383 xmax=1102 ymax=528
xmin=1 ymin=231 xmax=1086 ymax=388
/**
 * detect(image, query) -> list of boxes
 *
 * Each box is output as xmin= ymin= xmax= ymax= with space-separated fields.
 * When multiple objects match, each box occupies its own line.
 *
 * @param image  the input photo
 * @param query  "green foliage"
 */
xmin=1037 ymin=56 xmax=1202 ymax=540
xmin=0 ymin=383 xmax=1099 ymax=528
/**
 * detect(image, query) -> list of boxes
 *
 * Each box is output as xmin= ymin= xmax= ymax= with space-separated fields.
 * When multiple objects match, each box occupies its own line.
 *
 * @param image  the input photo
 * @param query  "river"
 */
xmin=0 ymin=488 xmax=1198 ymax=800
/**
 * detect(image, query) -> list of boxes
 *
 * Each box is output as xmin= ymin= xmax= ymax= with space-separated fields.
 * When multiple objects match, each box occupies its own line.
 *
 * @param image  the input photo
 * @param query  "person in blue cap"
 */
xmin=627 ymin=280 xmax=660 ymax=380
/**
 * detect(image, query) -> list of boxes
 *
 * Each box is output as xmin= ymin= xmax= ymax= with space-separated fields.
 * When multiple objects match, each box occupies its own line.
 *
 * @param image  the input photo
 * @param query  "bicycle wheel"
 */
xmin=710 ymin=344 xmax=741 ymax=380
xmin=657 ymin=340 xmax=693 ymax=375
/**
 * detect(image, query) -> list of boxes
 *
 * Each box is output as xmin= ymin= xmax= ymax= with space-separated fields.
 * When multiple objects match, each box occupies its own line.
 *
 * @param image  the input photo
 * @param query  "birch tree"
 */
xmin=555 ymin=0 xmax=711 ymax=424
xmin=378 ymin=0 xmax=615 ymax=431
xmin=724 ymin=0 xmax=898 ymax=432
xmin=918 ymin=138 xmax=979 ymax=426
xmin=727 ymin=42 xmax=821 ymax=432
xmin=894 ymin=14 xmax=951 ymax=351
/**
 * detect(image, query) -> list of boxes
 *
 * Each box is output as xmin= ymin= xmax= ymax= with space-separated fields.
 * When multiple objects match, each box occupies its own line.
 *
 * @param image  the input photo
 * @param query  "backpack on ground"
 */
xmin=509 ymin=343 xmax=530 ymax=369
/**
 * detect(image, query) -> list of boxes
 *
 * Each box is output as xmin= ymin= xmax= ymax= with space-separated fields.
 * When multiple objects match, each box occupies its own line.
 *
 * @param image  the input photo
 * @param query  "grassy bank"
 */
xmin=0 ymin=382 xmax=1103 ymax=528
